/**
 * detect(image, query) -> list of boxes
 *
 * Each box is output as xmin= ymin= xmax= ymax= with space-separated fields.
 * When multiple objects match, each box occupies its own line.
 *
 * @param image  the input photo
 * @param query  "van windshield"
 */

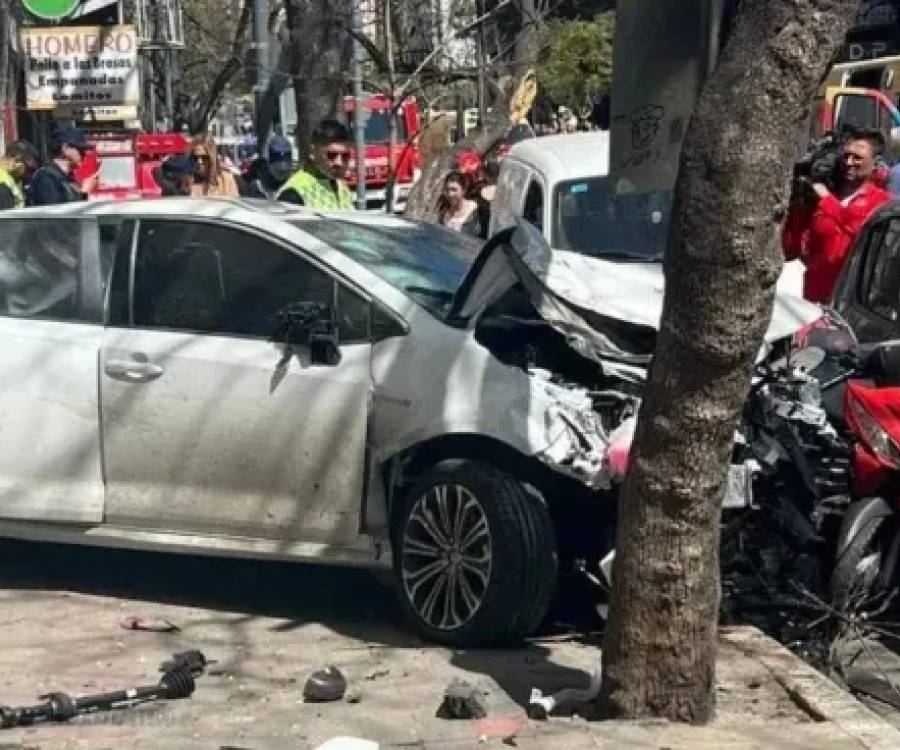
xmin=552 ymin=177 xmax=671 ymax=260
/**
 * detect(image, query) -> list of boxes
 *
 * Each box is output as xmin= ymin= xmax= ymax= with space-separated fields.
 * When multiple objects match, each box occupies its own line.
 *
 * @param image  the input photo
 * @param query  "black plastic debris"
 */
xmin=436 ymin=678 xmax=488 ymax=720
xmin=303 ymin=666 xmax=348 ymax=703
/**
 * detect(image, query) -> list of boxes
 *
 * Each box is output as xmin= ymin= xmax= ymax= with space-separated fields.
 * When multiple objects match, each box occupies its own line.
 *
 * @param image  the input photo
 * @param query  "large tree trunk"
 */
xmin=284 ymin=0 xmax=352 ymax=161
xmin=599 ymin=0 xmax=861 ymax=723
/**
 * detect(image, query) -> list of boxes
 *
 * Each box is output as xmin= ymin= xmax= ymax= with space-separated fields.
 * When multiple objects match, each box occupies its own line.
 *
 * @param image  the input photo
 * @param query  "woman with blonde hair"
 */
xmin=189 ymin=134 xmax=240 ymax=197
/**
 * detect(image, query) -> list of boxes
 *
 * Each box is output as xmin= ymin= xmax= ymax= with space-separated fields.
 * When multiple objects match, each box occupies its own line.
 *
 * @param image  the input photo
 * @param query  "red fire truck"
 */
xmin=73 ymin=131 xmax=190 ymax=200
xmin=341 ymin=94 xmax=421 ymax=212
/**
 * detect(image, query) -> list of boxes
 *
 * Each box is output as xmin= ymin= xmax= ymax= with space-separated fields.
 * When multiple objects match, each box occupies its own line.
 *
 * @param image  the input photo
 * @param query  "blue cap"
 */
xmin=53 ymin=126 xmax=87 ymax=149
xmin=161 ymin=154 xmax=197 ymax=177
xmin=268 ymin=135 xmax=292 ymax=161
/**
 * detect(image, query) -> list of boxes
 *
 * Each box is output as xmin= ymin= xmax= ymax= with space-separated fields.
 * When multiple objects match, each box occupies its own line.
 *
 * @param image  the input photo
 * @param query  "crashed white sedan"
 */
xmin=0 ymin=198 xmax=820 ymax=645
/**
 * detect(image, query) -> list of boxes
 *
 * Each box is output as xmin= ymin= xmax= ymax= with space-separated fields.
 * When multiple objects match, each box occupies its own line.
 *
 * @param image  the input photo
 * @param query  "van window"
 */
xmin=523 ymin=180 xmax=544 ymax=231
xmin=553 ymin=178 xmax=670 ymax=259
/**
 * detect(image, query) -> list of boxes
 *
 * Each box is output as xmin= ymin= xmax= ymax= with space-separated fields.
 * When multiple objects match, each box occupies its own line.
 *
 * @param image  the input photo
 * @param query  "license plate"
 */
xmin=723 ymin=463 xmax=753 ymax=509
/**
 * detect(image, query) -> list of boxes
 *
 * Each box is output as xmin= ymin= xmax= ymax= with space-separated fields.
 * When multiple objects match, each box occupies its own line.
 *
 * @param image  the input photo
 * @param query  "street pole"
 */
xmin=350 ymin=0 xmax=366 ymax=210
xmin=253 ymin=0 xmax=270 ymax=146
xmin=476 ymin=0 xmax=486 ymax=127
xmin=164 ymin=50 xmax=174 ymax=131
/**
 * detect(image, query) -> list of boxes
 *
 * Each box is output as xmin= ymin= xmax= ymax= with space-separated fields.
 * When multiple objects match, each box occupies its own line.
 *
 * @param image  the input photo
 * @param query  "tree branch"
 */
xmin=188 ymin=0 xmax=253 ymax=132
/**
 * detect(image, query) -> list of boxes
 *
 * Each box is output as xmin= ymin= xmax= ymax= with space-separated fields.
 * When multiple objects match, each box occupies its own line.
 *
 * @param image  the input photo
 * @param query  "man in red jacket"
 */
xmin=783 ymin=130 xmax=892 ymax=303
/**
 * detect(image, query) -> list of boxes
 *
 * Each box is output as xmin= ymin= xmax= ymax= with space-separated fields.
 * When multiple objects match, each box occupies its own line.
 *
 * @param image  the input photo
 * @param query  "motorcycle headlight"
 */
xmin=848 ymin=395 xmax=900 ymax=469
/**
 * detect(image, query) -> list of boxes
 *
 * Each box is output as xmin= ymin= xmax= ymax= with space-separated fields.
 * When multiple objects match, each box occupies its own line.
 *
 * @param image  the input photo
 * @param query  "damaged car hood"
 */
xmin=450 ymin=222 xmax=821 ymax=368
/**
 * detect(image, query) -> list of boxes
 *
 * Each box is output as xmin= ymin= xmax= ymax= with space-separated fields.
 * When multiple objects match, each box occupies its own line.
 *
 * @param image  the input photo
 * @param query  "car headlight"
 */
xmin=848 ymin=395 xmax=900 ymax=469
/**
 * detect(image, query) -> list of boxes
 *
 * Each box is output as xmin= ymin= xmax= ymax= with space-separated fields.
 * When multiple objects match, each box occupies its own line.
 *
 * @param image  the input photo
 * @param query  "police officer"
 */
xmin=277 ymin=120 xmax=355 ymax=209
xmin=29 ymin=126 xmax=89 ymax=206
xmin=0 ymin=141 xmax=39 ymax=209
xmin=244 ymin=135 xmax=294 ymax=200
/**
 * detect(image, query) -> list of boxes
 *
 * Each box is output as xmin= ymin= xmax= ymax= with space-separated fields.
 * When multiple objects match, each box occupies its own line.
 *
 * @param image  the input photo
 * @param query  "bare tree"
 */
xmin=172 ymin=0 xmax=252 ymax=133
xmin=598 ymin=0 xmax=862 ymax=723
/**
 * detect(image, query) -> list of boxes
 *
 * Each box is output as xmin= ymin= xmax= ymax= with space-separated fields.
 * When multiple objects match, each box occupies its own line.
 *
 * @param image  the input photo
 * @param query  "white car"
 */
xmin=0 ymin=197 xmax=818 ymax=645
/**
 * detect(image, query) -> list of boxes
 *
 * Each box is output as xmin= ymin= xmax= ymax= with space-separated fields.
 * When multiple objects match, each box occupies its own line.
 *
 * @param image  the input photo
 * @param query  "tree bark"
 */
xmin=599 ymin=0 xmax=861 ymax=724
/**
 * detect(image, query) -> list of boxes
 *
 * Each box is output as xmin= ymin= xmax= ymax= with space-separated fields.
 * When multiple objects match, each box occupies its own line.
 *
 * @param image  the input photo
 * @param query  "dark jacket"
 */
xmin=27 ymin=163 xmax=84 ymax=206
xmin=242 ymin=158 xmax=288 ymax=200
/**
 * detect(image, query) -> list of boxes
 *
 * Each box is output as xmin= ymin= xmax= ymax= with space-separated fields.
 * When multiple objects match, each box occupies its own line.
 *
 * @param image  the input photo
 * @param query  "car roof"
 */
xmin=506 ymin=132 xmax=609 ymax=185
xmin=0 ymin=197 xmax=422 ymax=229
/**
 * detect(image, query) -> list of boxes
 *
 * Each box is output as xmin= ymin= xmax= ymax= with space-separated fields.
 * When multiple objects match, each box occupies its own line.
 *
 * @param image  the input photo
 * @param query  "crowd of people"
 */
xmin=0 ymin=118 xmax=359 ymax=211
xmin=4 ymin=109 xmax=893 ymax=311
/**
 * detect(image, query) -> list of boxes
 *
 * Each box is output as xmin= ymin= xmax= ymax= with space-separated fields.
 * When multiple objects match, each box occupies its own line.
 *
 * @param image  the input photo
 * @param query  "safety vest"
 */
xmin=0 ymin=167 xmax=24 ymax=208
xmin=277 ymin=167 xmax=355 ymax=210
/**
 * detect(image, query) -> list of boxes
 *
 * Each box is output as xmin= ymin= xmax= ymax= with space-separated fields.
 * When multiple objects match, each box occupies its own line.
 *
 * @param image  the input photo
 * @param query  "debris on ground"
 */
xmin=436 ymin=678 xmax=488 ymax=720
xmin=527 ymin=671 xmax=601 ymax=720
xmin=363 ymin=668 xmax=390 ymax=681
xmin=315 ymin=738 xmax=379 ymax=750
xmin=303 ymin=666 xmax=348 ymax=703
xmin=472 ymin=715 xmax=526 ymax=741
xmin=0 ymin=665 xmax=195 ymax=728
xmin=120 ymin=615 xmax=180 ymax=632
xmin=160 ymin=649 xmax=211 ymax=675
xmin=345 ymin=683 xmax=362 ymax=704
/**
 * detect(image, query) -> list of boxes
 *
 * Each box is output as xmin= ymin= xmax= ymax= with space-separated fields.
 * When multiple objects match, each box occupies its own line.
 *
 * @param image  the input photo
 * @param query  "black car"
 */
xmin=832 ymin=201 xmax=900 ymax=342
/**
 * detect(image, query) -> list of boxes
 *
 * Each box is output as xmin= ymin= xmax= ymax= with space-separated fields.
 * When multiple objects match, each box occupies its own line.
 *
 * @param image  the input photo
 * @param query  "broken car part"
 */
xmin=303 ymin=666 xmax=348 ymax=703
xmin=159 ymin=650 xmax=211 ymax=675
xmin=436 ymin=678 xmax=488 ymax=720
xmin=527 ymin=671 xmax=601 ymax=720
xmin=0 ymin=666 xmax=195 ymax=729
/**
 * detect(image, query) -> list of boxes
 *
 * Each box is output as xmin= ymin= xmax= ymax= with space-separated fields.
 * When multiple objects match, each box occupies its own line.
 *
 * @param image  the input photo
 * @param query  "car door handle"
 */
xmin=104 ymin=360 xmax=165 ymax=383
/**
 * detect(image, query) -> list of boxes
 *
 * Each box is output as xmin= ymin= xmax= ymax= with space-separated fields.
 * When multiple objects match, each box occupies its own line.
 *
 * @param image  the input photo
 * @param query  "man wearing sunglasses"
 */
xmin=277 ymin=119 xmax=355 ymax=210
xmin=28 ymin=126 xmax=89 ymax=206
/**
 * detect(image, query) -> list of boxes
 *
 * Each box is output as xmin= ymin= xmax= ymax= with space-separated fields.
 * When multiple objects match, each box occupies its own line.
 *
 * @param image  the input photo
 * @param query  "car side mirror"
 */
xmin=272 ymin=301 xmax=342 ymax=367
xmin=868 ymin=340 xmax=900 ymax=385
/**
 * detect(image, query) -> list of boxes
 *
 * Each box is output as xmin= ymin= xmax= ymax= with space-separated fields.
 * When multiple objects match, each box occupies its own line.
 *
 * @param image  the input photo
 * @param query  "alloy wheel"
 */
xmin=400 ymin=483 xmax=493 ymax=631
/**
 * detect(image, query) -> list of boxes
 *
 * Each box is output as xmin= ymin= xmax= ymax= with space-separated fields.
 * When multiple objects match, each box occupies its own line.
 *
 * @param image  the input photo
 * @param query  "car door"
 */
xmin=100 ymin=218 xmax=373 ymax=546
xmin=0 ymin=216 xmax=105 ymax=523
xmin=834 ymin=216 xmax=900 ymax=343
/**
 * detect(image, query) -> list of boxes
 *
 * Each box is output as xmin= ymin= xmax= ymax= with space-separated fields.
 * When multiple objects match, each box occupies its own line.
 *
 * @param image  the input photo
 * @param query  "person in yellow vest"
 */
xmin=0 ymin=141 xmax=39 ymax=210
xmin=277 ymin=119 xmax=356 ymax=210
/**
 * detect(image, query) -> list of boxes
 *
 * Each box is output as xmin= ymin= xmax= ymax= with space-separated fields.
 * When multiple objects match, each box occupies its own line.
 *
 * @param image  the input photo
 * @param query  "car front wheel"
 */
xmin=392 ymin=459 xmax=557 ymax=646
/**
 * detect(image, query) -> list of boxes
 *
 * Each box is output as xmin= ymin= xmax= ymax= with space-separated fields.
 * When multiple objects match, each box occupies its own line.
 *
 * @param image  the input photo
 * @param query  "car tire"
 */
xmin=831 ymin=503 xmax=896 ymax=611
xmin=392 ymin=459 xmax=557 ymax=647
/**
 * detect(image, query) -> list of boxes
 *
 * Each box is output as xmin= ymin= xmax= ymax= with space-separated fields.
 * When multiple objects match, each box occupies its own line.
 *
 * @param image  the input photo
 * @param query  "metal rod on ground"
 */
xmin=350 ymin=0 xmax=366 ymax=210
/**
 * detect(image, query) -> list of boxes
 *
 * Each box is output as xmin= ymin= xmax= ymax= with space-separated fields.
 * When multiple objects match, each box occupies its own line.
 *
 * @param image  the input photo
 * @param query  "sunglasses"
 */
xmin=325 ymin=149 xmax=350 ymax=162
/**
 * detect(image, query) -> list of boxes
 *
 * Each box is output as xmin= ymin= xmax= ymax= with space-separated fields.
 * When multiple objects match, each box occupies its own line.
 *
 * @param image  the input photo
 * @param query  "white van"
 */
xmin=490 ymin=132 xmax=805 ymax=296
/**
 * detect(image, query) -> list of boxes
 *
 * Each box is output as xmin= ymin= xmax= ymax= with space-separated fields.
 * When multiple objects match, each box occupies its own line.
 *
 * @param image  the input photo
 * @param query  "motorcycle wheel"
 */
xmin=831 ymin=503 xmax=898 ymax=611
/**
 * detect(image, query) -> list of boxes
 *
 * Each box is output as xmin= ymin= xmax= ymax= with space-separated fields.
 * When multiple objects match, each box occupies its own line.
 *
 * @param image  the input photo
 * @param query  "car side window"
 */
xmin=131 ymin=220 xmax=364 ymax=341
xmin=0 ymin=218 xmax=88 ymax=322
xmin=523 ymin=180 xmax=544 ymax=231
xmin=863 ymin=218 xmax=900 ymax=323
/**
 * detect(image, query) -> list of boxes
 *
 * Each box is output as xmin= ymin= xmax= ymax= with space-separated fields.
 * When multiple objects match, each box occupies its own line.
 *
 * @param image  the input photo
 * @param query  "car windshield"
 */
xmin=552 ymin=177 xmax=671 ymax=260
xmin=292 ymin=218 xmax=481 ymax=318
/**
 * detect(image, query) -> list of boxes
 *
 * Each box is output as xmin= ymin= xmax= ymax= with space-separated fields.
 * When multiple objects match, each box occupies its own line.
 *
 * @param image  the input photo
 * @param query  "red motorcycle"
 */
xmin=831 ymin=343 xmax=900 ymax=608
